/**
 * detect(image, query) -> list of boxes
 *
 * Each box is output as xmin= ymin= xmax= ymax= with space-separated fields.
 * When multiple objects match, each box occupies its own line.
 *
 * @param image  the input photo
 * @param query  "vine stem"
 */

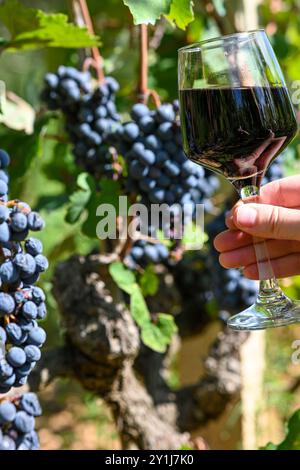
xmin=138 ymin=24 xmax=148 ymax=103
xmin=71 ymin=0 xmax=104 ymax=83
xmin=138 ymin=24 xmax=161 ymax=107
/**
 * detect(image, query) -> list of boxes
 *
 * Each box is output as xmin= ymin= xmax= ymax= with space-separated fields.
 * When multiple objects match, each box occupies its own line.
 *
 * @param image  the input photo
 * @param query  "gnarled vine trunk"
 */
xmin=29 ymin=254 xmax=248 ymax=449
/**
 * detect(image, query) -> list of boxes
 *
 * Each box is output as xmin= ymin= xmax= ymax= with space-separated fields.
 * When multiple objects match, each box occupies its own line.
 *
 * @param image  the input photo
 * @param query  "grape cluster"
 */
xmin=0 ymin=150 xmax=47 ymax=392
xmin=210 ymin=259 xmax=258 ymax=316
xmin=172 ymin=250 xmax=214 ymax=308
xmin=118 ymin=101 xmax=220 ymax=235
xmin=41 ymin=66 xmax=121 ymax=178
xmin=0 ymin=393 xmax=41 ymax=450
xmin=126 ymin=239 xmax=169 ymax=269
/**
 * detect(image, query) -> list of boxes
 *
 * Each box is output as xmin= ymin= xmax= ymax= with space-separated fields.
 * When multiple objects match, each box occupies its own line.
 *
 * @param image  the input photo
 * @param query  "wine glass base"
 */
xmin=227 ymin=299 xmax=300 ymax=331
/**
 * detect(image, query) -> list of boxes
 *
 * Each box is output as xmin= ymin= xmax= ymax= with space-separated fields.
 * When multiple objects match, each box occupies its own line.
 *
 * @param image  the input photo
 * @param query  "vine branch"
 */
xmin=71 ymin=0 xmax=104 ymax=83
xmin=138 ymin=24 xmax=148 ymax=102
xmin=138 ymin=24 xmax=161 ymax=107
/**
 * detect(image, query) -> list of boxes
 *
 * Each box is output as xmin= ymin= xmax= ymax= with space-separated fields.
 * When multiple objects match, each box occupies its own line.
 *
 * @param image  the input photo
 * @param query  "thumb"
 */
xmin=233 ymin=203 xmax=300 ymax=241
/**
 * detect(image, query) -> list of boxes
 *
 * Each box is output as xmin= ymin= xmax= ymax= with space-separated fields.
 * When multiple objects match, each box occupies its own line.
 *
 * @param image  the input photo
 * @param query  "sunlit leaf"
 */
xmin=166 ymin=0 xmax=194 ymax=30
xmin=140 ymin=265 xmax=159 ymax=296
xmin=0 ymin=0 xmax=100 ymax=51
xmin=109 ymin=261 xmax=136 ymax=295
xmin=141 ymin=313 xmax=177 ymax=353
xmin=123 ymin=0 xmax=171 ymax=25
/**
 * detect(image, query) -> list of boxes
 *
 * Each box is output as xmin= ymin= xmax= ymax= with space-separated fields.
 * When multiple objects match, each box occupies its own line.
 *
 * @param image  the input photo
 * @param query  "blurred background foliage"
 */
xmin=0 ymin=0 xmax=300 ymax=449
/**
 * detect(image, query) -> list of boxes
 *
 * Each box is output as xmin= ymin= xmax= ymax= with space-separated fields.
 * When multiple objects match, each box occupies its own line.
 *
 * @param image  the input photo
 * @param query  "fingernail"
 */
xmin=236 ymin=206 xmax=257 ymax=227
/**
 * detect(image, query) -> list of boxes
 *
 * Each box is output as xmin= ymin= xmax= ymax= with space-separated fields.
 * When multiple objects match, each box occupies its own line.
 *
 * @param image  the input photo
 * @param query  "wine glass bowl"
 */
xmin=178 ymin=30 xmax=300 ymax=331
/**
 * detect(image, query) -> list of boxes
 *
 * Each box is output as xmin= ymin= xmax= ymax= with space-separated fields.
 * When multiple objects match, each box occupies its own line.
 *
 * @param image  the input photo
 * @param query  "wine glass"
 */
xmin=178 ymin=30 xmax=300 ymax=330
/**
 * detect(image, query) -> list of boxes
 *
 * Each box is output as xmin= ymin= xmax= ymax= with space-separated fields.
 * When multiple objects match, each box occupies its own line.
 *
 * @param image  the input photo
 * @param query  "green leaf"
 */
xmin=156 ymin=313 xmax=178 ymax=344
xmin=0 ymin=0 xmax=100 ymax=51
xmin=36 ymin=194 xmax=69 ymax=212
xmin=123 ymin=0 xmax=172 ymax=25
xmin=166 ymin=0 xmax=194 ymax=30
xmin=110 ymin=263 xmax=176 ymax=352
xmin=77 ymin=172 xmax=94 ymax=192
xmin=263 ymin=442 xmax=277 ymax=450
xmin=65 ymin=189 xmax=91 ymax=224
xmin=109 ymin=261 xmax=136 ymax=295
xmin=81 ymin=178 xmax=121 ymax=239
xmin=141 ymin=323 xmax=168 ymax=353
xmin=277 ymin=409 xmax=300 ymax=450
xmin=43 ymin=140 xmax=78 ymax=188
xmin=130 ymin=286 xmax=151 ymax=327
xmin=0 ymin=115 xmax=49 ymax=180
xmin=182 ymin=221 xmax=207 ymax=250
xmin=65 ymin=173 xmax=94 ymax=224
xmin=263 ymin=409 xmax=300 ymax=450
xmin=140 ymin=265 xmax=159 ymax=296
xmin=180 ymin=444 xmax=194 ymax=451
xmin=141 ymin=313 xmax=177 ymax=353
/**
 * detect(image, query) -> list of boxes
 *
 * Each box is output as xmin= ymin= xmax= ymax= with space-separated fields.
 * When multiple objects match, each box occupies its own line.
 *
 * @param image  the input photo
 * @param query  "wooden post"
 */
xmin=236 ymin=0 xmax=266 ymax=450
xmin=240 ymin=330 xmax=266 ymax=449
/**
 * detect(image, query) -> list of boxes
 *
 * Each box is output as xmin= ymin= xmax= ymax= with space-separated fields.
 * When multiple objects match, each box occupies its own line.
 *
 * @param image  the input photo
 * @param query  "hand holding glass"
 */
xmin=178 ymin=30 xmax=299 ymax=330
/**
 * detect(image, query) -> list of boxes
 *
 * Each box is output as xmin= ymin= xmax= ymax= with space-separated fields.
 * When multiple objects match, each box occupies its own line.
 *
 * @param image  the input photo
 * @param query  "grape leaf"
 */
xmin=156 ymin=313 xmax=178 ymax=344
xmin=166 ymin=0 xmax=194 ymax=30
xmin=140 ymin=265 xmax=159 ymax=296
xmin=141 ymin=313 xmax=177 ymax=353
xmin=0 ymin=115 xmax=49 ymax=181
xmin=130 ymin=285 xmax=151 ymax=326
xmin=110 ymin=263 xmax=176 ymax=352
xmin=65 ymin=173 xmax=94 ymax=224
xmin=43 ymin=141 xmax=78 ymax=188
xmin=65 ymin=189 xmax=91 ymax=224
xmin=109 ymin=261 xmax=136 ymax=295
xmin=141 ymin=323 xmax=167 ymax=352
xmin=35 ymin=194 xmax=69 ymax=212
xmin=0 ymin=0 xmax=100 ymax=51
xmin=263 ymin=409 xmax=300 ymax=450
xmin=81 ymin=178 xmax=121 ymax=238
xmin=77 ymin=172 xmax=95 ymax=192
xmin=123 ymin=0 xmax=172 ymax=25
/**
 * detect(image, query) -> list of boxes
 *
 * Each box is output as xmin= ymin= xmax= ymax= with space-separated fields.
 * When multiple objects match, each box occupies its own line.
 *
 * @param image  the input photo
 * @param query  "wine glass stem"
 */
xmin=240 ymin=185 xmax=288 ymax=308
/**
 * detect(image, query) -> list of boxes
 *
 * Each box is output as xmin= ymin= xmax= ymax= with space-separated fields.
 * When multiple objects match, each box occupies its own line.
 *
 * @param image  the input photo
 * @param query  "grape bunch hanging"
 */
xmin=41 ymin=66 xmax=221 ymax=265
xmin=0 ymin=393 xmax=41 ymax=450
xmin=118 ymin=101 xmax=220 ymax=264
xmin=0 ymin=150 xmax=47 ymax=393
xmin=41 ymin=66 xmax=121 ymax=179
xmin=119 ymin=101 xmax=220 ymax=215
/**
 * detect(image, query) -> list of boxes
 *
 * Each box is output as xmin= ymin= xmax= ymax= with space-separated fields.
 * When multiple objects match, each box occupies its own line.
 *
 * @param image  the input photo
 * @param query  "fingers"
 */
xmin=231 ymin=203 xmax=300 ymax=241
xmin=259 ymin=176 xmax=300 ymax=208
xmin=224 ymin=175 xmax=300 ymax=230
xmin=218 ymin=239 xmax=300 ymax=269
xmin=243 ymin=253 xmax=300 ymax=280
xmin=213 ymin=176 xmax=300 ymax=279
xmin=225 ymin=200 xmax=242 ymax=229
xmin=214 ymin=229 xmax=253 ymax=252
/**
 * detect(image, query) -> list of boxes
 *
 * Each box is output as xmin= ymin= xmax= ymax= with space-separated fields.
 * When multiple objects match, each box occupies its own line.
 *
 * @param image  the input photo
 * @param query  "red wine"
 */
xmin=179 ymin=86 xmax=297 ymax=190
